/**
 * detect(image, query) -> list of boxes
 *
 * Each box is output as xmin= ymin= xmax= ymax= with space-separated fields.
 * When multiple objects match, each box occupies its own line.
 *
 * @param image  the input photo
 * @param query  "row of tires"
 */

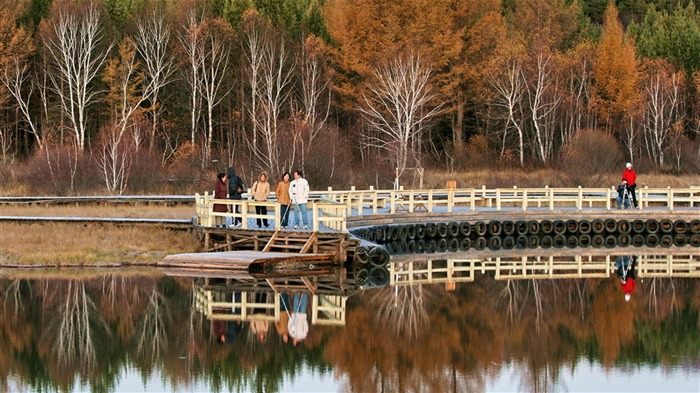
xmin=353 ymin=244 xmax=390 ymax=267
xmin=352 ymin=219 xmax=700 ymax=244
xmin=383 ymin=232 xmax=700 ymax=254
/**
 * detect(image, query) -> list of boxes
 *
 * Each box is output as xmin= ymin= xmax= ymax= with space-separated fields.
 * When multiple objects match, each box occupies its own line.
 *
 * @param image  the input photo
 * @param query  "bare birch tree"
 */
xmin=177 ymin=8 xmax=204 ymax=146
xmin=490 ymin=60 xmax=526 ymax=166
xmin=359 ymin=52 xmax=440 ymax=182
xmin=296 ymin=34 xmax=331 ymax=171
xmin=641 ymin=62 xmax=684 ymax=167
xmin=241 ymin=11 xmax=269 ymax=156
xmin=525 ymin=52 xmax=562 ymax=164
xmin=42 ymin=3 xmax=111 ymax=151
xmin=198 ymin=19 xmax=233 ymax=164
xmin=134 ymin=8 xmax=176 ymax=151
xmin=1 ymin=57 xmax=43 ymax=148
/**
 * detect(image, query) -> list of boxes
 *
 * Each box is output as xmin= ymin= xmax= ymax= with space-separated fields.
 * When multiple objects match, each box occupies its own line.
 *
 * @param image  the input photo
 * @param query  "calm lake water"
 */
xmin=2 ymin=250 xmax=700 ymax=392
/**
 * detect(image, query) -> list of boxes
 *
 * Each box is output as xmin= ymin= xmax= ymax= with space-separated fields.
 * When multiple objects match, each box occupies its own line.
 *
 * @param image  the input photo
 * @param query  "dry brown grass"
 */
xmin=1 ymin=204 xmax=194 ymax=218
xmin=0 ymin=222 xmax=201 ymax=265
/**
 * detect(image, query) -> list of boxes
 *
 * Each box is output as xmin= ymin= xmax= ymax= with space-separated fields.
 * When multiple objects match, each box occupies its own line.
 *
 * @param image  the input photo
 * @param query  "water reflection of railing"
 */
xmin=389 ymin=253 xmax=700 ymax=285
xmin=193 ymin=277 xmax=349 ymax=326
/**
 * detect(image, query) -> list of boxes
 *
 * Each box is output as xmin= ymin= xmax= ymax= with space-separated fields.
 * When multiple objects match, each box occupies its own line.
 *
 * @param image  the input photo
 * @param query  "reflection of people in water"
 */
xmin=276 ymin=294 xmax=290 ymax=343
xmin=288 ymin=293 xmax=309 ymax=346
xmin=214 ymin=320 xmax=241 ymax=344
xmin=616 ymin=255 xmax=637 ymax=302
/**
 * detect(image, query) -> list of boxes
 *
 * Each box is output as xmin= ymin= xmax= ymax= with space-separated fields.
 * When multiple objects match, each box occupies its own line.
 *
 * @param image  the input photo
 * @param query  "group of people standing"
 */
xmin=213 ymin=167 xmax=311 ymax=229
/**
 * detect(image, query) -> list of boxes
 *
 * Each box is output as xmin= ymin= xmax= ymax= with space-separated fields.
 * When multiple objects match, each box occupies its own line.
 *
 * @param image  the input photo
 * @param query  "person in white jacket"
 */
xmin=288 ymin=170 xmax=310 ymax=229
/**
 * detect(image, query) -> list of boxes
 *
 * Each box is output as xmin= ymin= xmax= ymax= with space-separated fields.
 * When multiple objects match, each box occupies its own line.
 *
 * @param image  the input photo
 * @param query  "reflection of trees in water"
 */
xmin=51 ymin=281 xmax=111 ymax=370
xmin=369 ymin=284 xmax=429 ymax=340
xmin=135 ymin=286 xmax=170 ymax=363
xmin=646 ymin=277 xmax=678 ymax=318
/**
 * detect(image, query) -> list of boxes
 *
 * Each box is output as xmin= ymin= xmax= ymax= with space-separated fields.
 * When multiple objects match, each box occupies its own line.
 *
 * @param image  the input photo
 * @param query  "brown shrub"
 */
xmin=561 ymin=129 xmax=623 ymax=186
xmin=25 ymin=143 xmax=102 ymax=195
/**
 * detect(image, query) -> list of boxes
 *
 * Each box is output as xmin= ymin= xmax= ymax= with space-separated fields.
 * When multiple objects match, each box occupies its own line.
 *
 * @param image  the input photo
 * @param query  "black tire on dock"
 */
xmin=673 ymin=220 xmax=688 ymax=234
xmin=566 ymin=219 xmax=578 ymax=234
xmin=386 ymin=241 xmax=398 ymax=255
xmin=540 ymin=220 xmax=553 ymax=235
xmin=388 ymin=225 xmax=400 ymax=241
xmin=516 ymin=235 xmax=528 ymax=249
xmin=690 ymin=234 xmax=700 ymax=247
xmin=460 ymin=237 xmax=471 ymax=251
xmin=488 ymin=221 xmax=502 ymax=236
xmin=368 ymin=267 xmax=390 ymax=287
xmin=416 ymin=223 xmax=427 ymax=239
xmin=354 ymin=246 xmax=370 ymax=264
xmin=405 ymin=224 xmax=417 ymax=240
xmin=427 ymin=222 xmax=438 ymax=238
xmin=369 ymin=246 xmax=390 ymax=267
xmin=475 ymin=221 xmax=488 ymax=237
xmin=690 ymin=220 xmax=700 ymax=234
xmin=541 ymin=235 xmax=553 ymax=249
xmin=553 ymin=234 xmax=566 ymax=248
xmin=528 ymin=235 xmax=540 ymax=248
xmin=591 ymin=234 xmax=605 ymax=248
xmin=618 ymin=219 xmax=631 ymax=234
xmin=632 ymin=234 xmax=645 ymax=247
xmin=578 ymin=234 xmax=591 ymax=247
xmin=617 ymin=234 xmax=631 ymax=247
xmin=604 ymin=219 xmax=618 ymax=234
xmin=553 ymin=220 xmax=567 ymax=235
xmin=398 ymin=225 xmax=409 ymax=240
xmin=354 ymin=268 xmax=369 ymax=286
xmin=488 ymin=236 xmax=502 ymax=250
xmin=474 ymin=237 xmax=487 ymax=250
xmin=365 ymin=229 xmax=376 ymax=242
xmin=645 ymin=219 xmax=660 ymax=234
xmin=459 ymin=221 xmax=472 ymax=237
xmin=503 ymin=220 xmax=516 ymax=236
xmin=591 ymin=219 xmax=605 ymax=234
xmin=527 ymin=220 xmax=541 ymax=236
xmin=436 ymin=238 xmax=448 ymax=253
xmin=659 ymin=219 xmax=673 ymax=234
xmin=673 ymin=234 xmax=688 ymax=247
xmin=376 ymin=225 xmax=388 ymax=242
xmin=659 ymin=234 xmax=673 ymax=248
xmin=632 ymin=219 xmax=646 ymax=234
xmin=516 ymin=221 xmax=529 ymax=236
xmin=566 ymin=235 xmax=578 ymax=248
xmin=502 ymin=236 xmax=515 ymax=250
xmin=645 ymin=234 xmax=660 ymax=247
xmin=447 ymin=221 xmax=460 ymax=237
xmin=578 ymin=220 xmax=592 ymax=235
xmin=448 ymin=237 xmax=460 ymax=252
xmin=436 ymin=222 xmax=449 ymax=238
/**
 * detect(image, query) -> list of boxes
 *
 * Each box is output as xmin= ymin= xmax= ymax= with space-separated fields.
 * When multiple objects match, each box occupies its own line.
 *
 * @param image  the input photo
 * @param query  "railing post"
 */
xmin=547 ymin=186 xmax=554 ymax=211
xmin=668 ymin=186 xmax=674 ymax=211
xmin=205 ymin=191 xmax=213 ymax=227
xmin=448 ymin=188 xmax=454 ymax=213
xmin=372 ymin=190 xmax=378 ymax=215
xmin=313 ymin=202 xmax=319 ymax=232
xmin=496 ymin=189 xmax=501 ymax=211
xmin=522 ymin=189 xmax=528 ymax=211
xmin=241 ymin=201 xmax=248 ymax=229
xmin=470 ymin=189 xmax=476 ymax=211
xmin=390 ymin=190 xmax=396 ymax=214
xmin=577 ymin=187 xmax=583 ymax=211
xmin=428 ymin=189 xmax=433 ymax=212
xmin=606 ymin=187 xmax=612 ymax=210
xmin=274 ymin=202 xmax=281 ymax=229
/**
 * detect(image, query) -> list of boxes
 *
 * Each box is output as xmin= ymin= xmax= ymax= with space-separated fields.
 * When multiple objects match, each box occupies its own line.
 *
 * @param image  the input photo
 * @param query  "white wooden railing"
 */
xmin=195 ymin=186 xmax=700 ymax=230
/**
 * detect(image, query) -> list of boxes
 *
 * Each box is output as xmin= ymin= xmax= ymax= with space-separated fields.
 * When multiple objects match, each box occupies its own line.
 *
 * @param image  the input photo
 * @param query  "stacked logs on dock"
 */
xmin=350 ymin=218 xmax=700 ymax=255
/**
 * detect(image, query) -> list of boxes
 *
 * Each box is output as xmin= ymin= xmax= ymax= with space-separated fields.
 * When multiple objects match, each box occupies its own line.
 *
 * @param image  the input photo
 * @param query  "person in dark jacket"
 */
xmin=616 ymin=179 xmax=631 ymax=209
xmin=227 ymin=167 xmax=245 ymax=227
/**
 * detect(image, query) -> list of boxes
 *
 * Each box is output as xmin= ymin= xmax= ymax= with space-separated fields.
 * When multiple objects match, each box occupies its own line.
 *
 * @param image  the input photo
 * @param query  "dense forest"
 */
xmin=1 ymin=0 xmax=700 ymax=194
